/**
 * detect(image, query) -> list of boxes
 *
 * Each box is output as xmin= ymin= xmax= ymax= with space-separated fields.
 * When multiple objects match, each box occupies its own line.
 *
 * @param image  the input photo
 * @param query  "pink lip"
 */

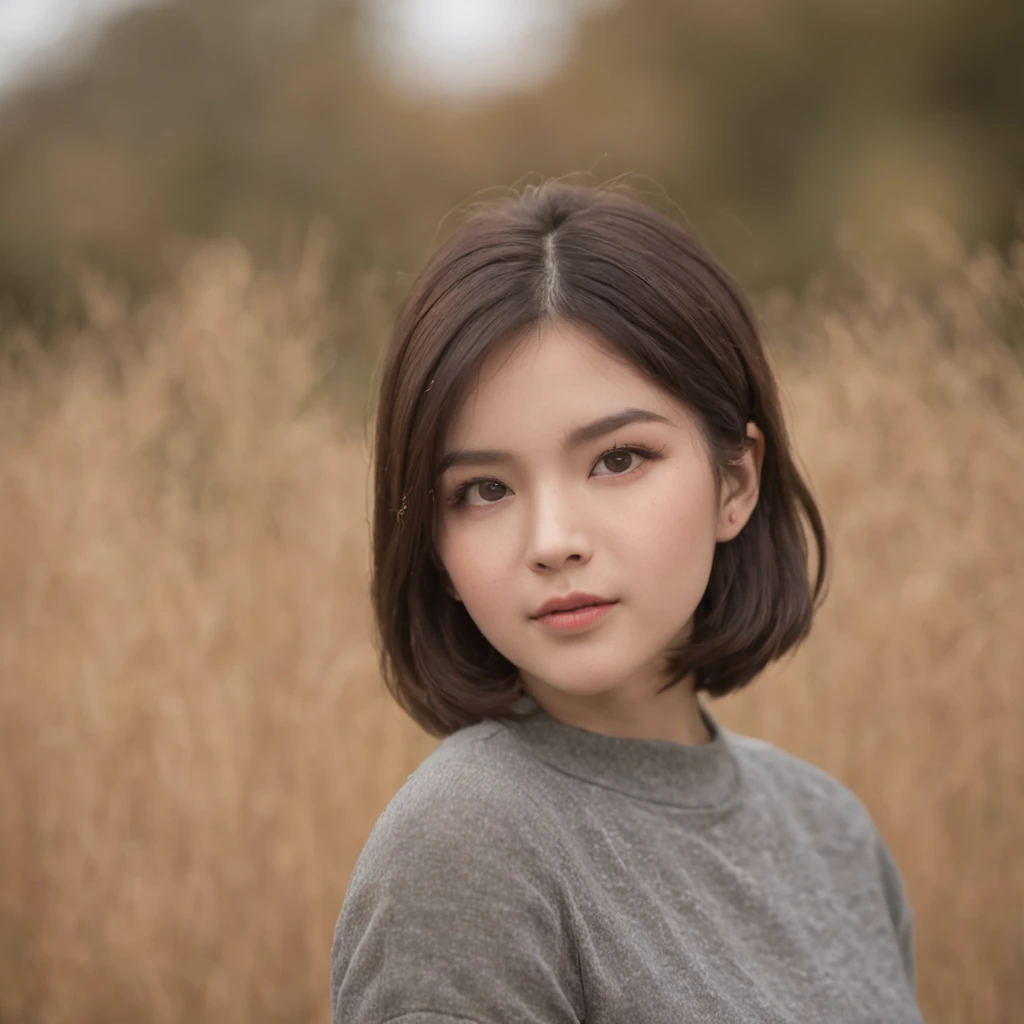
xmin=534 ymin=601 xmax=617 ymax=633
xmin=533 ymin=591 xmax=615 ymax=618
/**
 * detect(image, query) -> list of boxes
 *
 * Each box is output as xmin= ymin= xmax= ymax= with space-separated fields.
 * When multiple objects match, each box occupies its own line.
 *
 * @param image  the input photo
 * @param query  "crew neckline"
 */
xmin=495 ymin=692 xmax=745 ymax=811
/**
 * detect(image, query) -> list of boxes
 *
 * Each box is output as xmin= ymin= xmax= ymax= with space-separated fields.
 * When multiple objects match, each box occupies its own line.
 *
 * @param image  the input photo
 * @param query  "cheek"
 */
xmin=436 ymin=524 xmax=509 ymax=604
xmin=631 ymin=473 xmax=719 ymax=593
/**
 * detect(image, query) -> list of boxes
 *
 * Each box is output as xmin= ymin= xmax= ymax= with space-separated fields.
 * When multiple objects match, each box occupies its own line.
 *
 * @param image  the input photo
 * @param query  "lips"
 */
xmin=532 ymin=592 xmax=616 ymax=618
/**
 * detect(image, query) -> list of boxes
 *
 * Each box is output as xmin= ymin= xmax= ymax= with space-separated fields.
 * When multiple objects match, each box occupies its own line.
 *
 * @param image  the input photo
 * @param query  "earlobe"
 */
xmin=717 ymin=426 xmax=763 ymax=542
xmin=716 ymin=503 xmax=741 ymax=543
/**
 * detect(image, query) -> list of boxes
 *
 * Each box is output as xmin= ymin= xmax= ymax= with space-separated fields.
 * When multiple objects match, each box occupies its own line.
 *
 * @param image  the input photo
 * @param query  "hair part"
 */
xmin=541 ymin=231 xmax=562 ymax=313
xmin=370 ymin=181 xmax=829 ymax=737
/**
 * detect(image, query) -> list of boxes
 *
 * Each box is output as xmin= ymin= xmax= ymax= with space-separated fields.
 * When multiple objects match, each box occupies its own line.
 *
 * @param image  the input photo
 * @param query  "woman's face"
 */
xmin=434 ymin=318 xmax=759 ymax=718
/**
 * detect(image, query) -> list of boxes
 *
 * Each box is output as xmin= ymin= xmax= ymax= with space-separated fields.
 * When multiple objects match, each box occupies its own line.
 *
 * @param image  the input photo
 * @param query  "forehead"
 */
xmin=446 ymin=319 xmax=675 ymax=440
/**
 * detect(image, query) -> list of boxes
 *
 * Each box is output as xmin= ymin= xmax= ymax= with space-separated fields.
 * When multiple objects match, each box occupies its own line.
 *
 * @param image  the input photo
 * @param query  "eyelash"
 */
xmin=446 ymin=442 xmax=667 ymax=510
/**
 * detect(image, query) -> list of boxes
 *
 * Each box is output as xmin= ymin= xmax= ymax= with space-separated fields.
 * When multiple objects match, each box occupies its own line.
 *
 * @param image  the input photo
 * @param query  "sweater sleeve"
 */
xmin=330 ymin=764 xmax=585 ymax=1024
xmin=873 ymin=826 xmax=917 ymax=993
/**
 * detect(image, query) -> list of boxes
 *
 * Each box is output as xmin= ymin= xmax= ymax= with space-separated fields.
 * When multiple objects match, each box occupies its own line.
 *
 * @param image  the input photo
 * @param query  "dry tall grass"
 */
xmin=0 ymin=220 xmax=1020 ymax=1024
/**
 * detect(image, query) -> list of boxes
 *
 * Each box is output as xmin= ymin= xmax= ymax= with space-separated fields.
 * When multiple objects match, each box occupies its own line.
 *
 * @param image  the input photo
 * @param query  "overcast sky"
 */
xmin=0 ymin=0 xmax=615 ymax=99
xmin=0 ymin=0 xmax=152 ymax=93
xmin=364 ymin=0 xmax=581 ymax=98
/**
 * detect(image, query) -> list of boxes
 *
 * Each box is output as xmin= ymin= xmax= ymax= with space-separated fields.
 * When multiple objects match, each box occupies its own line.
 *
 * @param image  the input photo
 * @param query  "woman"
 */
xmin=330 ymin=182 xmax=924 ymax=1023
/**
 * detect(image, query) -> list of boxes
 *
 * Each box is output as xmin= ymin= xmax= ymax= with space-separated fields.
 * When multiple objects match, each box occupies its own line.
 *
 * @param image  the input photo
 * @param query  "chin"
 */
xmin=526 ymin=671 xmax=629 ymax=699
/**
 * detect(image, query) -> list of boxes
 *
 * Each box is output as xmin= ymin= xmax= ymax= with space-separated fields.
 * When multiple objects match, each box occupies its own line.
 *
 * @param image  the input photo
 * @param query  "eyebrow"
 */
xmin=437 ymin=407 xmax=672 ymax=476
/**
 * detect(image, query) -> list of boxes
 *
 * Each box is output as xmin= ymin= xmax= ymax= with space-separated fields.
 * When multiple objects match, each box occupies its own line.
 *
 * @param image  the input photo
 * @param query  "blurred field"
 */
xmin=0 ymin=218 xmax=1021 ymax=1024
xmin=3 ymin=0 xmax=1024 ymax=310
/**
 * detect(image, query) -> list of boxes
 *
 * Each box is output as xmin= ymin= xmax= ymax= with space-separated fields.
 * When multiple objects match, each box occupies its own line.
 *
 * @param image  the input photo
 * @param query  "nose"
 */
xmin=523 ymin=484 xmax=594 ymax=572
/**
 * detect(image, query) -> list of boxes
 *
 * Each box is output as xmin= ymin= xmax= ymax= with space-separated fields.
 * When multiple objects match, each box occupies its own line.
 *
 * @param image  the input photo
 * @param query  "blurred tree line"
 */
xmin=0 ymin=0 xmax=1021 ymax=343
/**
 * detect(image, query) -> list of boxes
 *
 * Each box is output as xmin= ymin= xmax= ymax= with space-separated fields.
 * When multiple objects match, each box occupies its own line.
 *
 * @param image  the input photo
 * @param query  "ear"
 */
xmin=715 ymin=421 xmax=765 ymax=543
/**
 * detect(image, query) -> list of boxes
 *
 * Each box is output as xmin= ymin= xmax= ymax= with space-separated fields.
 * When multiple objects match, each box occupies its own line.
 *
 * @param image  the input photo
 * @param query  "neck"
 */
xmin=519 ymin=675 xmax=712 ymax=747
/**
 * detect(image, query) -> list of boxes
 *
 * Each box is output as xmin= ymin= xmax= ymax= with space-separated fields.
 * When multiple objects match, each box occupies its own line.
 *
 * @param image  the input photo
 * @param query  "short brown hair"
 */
xmin=370 ymin=182 xmax=828 ymax=737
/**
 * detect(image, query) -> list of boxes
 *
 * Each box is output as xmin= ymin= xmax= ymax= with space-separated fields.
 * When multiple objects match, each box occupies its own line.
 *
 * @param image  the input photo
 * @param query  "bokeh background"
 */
xmin=0 ymin=1 xmax=1021 ymax=1022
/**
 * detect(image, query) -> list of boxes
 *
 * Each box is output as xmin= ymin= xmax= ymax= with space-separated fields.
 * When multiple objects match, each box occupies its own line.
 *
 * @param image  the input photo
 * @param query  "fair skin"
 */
xmin=434 ymin=317 xmax=764 ymax=746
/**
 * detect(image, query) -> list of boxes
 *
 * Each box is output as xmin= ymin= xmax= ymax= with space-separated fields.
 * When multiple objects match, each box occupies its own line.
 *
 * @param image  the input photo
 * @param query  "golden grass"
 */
xmin=0 ymin=220 xmax=1020 ymax=1023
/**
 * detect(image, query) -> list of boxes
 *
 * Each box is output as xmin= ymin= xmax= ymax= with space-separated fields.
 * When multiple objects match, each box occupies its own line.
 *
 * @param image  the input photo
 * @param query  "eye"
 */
xmin=592 ymin=446 xmax=651 ymax=476
xmin=455 ymin=480 xmax=508 ymax=507
xmin=446 ymin=442 xmax=665 ymax=510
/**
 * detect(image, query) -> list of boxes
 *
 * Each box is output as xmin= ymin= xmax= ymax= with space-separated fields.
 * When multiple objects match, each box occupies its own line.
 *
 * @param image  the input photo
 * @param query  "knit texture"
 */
xmin=331 ymin=694 xmax=924 ymax=1023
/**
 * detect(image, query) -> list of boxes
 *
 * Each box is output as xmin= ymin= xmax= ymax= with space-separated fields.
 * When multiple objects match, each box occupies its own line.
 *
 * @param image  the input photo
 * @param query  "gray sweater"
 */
xmin=331 ymin=694 xmax=925 ymax=1023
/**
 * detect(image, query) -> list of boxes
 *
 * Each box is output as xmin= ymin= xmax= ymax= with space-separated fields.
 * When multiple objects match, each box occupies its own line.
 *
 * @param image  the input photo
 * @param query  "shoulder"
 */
xmin=386 ymin=717 xmax=558 ymax=827
xmin=333 ymin=725 xmax=587 ymax=1023
xmin=351 ymin=718 xmax=565 ymax=886
xmin=724 ymin=727 xmax=878 ymax=842
xmin=723 ymin=728 xmax=916 ymax=985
